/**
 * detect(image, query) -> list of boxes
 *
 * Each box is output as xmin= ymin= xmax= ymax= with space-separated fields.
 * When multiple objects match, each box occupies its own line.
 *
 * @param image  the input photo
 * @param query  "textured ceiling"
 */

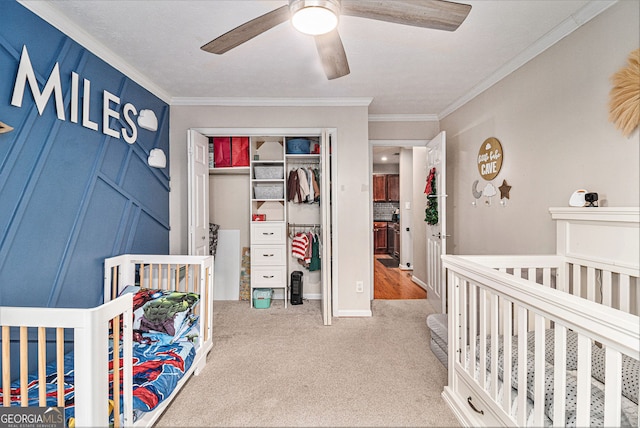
xmin=27 ymin=0 xmax=613 ymax=116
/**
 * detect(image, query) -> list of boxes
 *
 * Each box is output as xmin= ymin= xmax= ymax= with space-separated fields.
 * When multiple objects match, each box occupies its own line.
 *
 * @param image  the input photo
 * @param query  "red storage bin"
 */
xmin=212 ymin=136 xmax=249 ymax=168
xmin=213 ymin=137 xmax=231 ymax=167
xmin=231 ymin=136 xmax=249 ymax=167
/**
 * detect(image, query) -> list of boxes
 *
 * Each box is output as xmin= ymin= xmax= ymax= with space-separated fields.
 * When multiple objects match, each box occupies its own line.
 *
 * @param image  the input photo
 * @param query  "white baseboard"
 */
xmin=412 ymin=275 xmax=428 ymax=291
xmin=335 ymin=309 xmax=372 ymax=317
xmin=399 ymin=264 xmax=413 ymax=271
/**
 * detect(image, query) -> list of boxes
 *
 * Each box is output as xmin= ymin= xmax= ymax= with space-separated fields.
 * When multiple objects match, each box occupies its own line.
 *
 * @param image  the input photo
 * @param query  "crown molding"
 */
xmin=368 ymin=114 xmax=439 ymax=122
xmin=18 ymin=0 xmax=172 ymax=104
xmin=170 ymin=97 xmax=373 ymax=107
xmin=439 ymin=0 xmax=618 ymax=119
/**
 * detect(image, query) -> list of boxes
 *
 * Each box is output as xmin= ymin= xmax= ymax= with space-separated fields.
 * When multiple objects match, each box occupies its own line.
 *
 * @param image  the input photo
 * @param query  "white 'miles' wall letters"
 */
xmin=11 ymin=45 xmax=147 ymax=144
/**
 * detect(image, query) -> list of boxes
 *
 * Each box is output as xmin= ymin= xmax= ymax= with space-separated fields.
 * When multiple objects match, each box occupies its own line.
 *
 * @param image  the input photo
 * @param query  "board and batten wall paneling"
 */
xmin=0 ymin=2 xmax=170 ymax=308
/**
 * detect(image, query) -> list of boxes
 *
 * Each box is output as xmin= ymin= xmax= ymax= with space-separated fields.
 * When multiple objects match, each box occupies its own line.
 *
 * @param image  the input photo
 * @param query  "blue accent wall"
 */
xmin=0 ymin=2 xmax=170 ymax=308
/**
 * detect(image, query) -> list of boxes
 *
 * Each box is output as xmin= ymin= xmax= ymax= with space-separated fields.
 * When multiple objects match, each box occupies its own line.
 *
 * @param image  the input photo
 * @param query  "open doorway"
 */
xmin=371 ymin=142 xmax=426 ymax=299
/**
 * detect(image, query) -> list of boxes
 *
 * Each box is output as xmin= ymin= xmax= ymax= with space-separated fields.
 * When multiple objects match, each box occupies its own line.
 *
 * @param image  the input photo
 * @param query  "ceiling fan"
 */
xmin=201 ymin=0 xmax=472 ymax=80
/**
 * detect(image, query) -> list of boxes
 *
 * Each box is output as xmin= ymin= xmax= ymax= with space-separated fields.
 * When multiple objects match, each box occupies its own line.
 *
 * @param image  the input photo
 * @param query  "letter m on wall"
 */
xmin=11 ymin=45 xmax=65 ymax=120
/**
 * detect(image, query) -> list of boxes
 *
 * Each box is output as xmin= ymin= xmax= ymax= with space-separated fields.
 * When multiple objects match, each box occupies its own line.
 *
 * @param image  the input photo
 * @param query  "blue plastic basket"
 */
xmin=253 ymin=288 xmax=273 ymax=309
xmin=286 ymin=138 xmax=310 ymax=154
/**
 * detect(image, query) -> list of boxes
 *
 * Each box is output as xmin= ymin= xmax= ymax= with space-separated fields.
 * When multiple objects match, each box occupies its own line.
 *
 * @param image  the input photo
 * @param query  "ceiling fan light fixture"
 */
xmin=290 ymin=0 xmax=340 ymax=36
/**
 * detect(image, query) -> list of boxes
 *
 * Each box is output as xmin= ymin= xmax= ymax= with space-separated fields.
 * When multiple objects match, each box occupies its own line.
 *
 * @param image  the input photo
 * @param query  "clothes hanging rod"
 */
xmin=287 ymin=158 xmax=320 ymax=164
xmin=287 ymin=223 xmax=321 ymax=228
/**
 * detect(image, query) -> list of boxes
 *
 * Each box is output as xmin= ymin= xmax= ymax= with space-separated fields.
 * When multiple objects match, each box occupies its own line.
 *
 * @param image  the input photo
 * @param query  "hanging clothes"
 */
xmin=313 ymin=168 xmax=320 ymax=203
xmin=311 ymin=168 xmax=320 ymax=203
xmin=287 ymin=166 xmax=321 ymax=204
xmin=292 ymin=232 xmax=309 ymax=263
xmin=296 ymin=169 xmax=310 ymax=203
xmin=287 ymin=169 xmax=301 ymax=202
xmin=306 ymin=168 xmax=314 ymax=202
xmin=308 ymin=233 xmax=321 ymax=271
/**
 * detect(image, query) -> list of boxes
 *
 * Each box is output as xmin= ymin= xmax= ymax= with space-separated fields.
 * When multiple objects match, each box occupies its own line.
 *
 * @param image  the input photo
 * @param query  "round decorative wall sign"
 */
xmin=477 ymin=137 xmax=503 ymax=181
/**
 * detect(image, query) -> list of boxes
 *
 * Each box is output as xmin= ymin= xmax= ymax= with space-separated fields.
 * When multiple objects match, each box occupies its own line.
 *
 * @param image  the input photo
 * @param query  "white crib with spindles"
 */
xmin=442 ymin=208 xmax=639 ymax=427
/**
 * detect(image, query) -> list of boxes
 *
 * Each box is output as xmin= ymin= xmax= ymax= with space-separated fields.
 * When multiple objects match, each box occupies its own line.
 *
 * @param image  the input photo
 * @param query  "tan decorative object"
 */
xmin=477 ymin=137 xmax=503 ymax=181
xmin=609 ymin=48 xmax=640 ymax=137
xmin=0 ymin=120 xmax=14 ymax=134
xmin=499 ymin=179 xmax=512 ymax=199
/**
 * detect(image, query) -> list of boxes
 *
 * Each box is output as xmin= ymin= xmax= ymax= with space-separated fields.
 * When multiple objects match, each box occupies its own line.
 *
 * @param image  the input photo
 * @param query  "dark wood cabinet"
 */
xmin=393 ymin=226 xmax=400 ymax=258
xmin=386 ymin=174 xmax=399 ymax=202
xmin=373 ymin=175 xmax=387 ymax=202
xmin=374 ymin=221 xmax=388 ymax=253
xmin=373 ymin=174 xmax=399 ymax=202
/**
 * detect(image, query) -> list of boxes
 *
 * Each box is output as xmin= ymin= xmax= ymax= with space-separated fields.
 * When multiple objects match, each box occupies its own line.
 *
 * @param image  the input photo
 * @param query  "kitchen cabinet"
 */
xmin=386 ymin=174 xmax=399 ymax=202
xmin=374 ymin=221 xmax=388 ymax=253
xmin=373 ymin=175 xmax=387 ymax=202
xmin=373 ymin=174 xmax=399 ymax=202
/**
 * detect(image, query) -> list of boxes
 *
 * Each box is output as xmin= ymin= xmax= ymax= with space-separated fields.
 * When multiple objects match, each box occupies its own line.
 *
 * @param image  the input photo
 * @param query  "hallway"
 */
xmin=373 ymin=255 xmax=427 ymax=299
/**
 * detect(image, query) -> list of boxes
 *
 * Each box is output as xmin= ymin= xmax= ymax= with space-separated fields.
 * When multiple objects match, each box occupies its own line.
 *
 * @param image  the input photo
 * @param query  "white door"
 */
xmin=321 ymin=129 xmax=333 ymax=326
xmin=426 ymin=131 xmax=447 ymax=313
xmin=188 ymin=130 xmax=210 ymax=255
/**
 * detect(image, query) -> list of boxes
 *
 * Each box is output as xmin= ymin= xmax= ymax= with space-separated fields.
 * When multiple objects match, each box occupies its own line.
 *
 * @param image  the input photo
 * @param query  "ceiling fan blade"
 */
xmin=201 ymin=5 xmax=290 ymax=54
xmin=315 ymin=30 xmax=350 ymax=80
xmin=341 ymin=0 xmax=471 ymax=32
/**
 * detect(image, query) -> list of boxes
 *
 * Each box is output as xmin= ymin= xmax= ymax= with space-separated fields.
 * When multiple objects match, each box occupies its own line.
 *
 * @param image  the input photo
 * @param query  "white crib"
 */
xmin=442 ymin=207 xmax=639 ymax=427
xmin=1 ymin=254 xmax=214 ymax=427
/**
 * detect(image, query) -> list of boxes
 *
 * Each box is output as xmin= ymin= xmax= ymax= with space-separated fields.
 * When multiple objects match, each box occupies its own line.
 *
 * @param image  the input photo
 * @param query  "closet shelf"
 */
xmin=209 ymin=167 xmax=250 ymax=175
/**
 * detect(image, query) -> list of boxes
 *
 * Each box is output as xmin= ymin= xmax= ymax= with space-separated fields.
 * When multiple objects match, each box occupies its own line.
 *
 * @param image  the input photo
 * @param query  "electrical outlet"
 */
xmin=356 ymin=281 xmax=364 ymax=293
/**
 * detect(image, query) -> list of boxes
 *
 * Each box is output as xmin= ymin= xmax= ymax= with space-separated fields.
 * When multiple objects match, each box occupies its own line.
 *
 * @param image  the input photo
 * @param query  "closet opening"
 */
xmin=188 ymin=128 xmax=336 ymax=325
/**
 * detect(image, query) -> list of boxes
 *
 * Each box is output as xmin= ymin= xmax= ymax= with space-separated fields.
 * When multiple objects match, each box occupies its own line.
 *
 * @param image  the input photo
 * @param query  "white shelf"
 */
xmin=285 ymin=154 xmax=321 ymax=159
xmin=208 ymin=167 xmax=250 ymax=175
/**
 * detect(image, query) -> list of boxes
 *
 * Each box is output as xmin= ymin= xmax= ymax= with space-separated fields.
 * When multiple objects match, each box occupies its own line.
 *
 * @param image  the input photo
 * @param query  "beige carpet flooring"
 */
xmin=156 ymin=299 xmax=460 ymax=427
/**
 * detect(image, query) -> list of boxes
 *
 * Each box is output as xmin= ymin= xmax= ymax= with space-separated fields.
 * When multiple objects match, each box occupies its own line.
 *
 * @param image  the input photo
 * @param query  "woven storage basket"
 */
xmin=254 ymin=165 xmax=284 ymax=179
xmin=253 ymin=183 xmax=284 ymax=199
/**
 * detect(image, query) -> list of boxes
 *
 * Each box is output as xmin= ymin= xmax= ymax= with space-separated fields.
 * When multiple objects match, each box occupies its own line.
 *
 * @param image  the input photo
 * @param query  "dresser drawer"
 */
xmin=251 ymin=266 xmax=286 ymax=287
xmin=453 ymin=369 xmax=505 ymax=427
xmin=251 ymin=223 xmax=286 ymax=244
xmin=251 ymin=245 xmax=286 ymax=265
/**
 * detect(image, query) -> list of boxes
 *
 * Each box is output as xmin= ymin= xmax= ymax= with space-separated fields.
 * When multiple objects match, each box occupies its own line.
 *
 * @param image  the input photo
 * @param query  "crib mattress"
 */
xmin=466 ymin=328 xmax=639 ymax=427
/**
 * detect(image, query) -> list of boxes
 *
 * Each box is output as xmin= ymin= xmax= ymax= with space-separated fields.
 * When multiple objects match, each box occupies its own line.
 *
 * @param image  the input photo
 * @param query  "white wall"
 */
xmin=372 ymin=163 xmax=400 ymax=174
xmin=412 ymin=147 xmax=428 ymax=284
xmin=441 ymin=0 xmax=639 ymax=255
xmin=369 ymin=120 xmax=439 ymax=140
xmin=208 ymin=174 xmax=250 ymax=250
xmin=169 ymin=105 xmax=372 ymax=316
xmin=399 ymin=148 xmax=414 ymax=269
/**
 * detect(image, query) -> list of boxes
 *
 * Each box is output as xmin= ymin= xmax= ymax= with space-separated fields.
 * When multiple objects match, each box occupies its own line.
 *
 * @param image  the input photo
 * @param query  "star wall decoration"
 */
xmin=499 ymin=179 xmax=512 ymax=199
xmin=0 ymin=120 xmax=14 ymax=134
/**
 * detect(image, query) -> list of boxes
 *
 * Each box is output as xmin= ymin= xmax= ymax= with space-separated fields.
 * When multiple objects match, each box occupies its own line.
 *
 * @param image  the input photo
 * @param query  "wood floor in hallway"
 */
xmin=374 ymin=255 xmax=427 ymax=299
